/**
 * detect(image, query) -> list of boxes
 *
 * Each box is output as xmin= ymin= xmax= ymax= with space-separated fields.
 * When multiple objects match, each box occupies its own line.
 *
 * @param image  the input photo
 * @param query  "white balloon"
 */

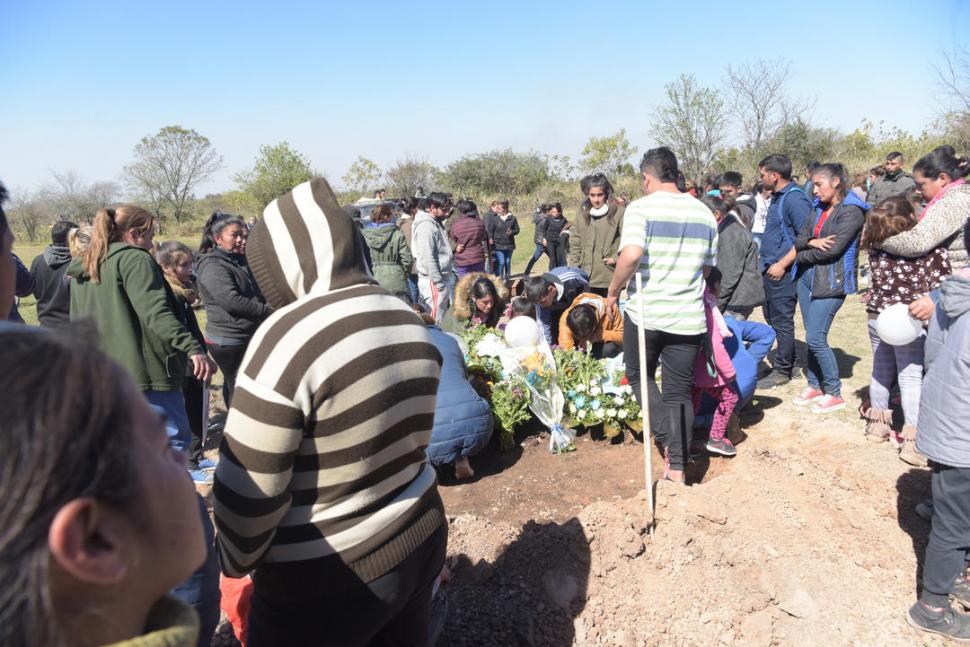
xmin=876 ymin=302 xmax=924 ymax=346
xmin=505 ymin=316 xmax=541 ymax=348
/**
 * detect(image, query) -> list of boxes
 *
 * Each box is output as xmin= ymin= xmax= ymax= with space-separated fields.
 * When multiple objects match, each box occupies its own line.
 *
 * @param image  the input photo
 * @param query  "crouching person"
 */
xmin=416 ymin=307 xmax=493 ymax=480
xmin=559 ymin=292 xmax=624 ymax=358
xmin=907 ymin=258 xmax=970 ymax=641
xmin=213 ymin=178 xmax=448 ymax=646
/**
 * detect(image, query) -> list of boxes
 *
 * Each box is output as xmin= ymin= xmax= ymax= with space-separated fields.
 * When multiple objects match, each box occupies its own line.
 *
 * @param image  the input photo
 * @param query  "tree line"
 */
xmin=9 ymin=52 xmax=969 ymax=240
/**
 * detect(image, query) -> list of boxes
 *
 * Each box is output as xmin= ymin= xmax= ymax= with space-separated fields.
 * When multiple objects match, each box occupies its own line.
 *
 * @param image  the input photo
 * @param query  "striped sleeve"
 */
xmin=619 ymin=200 xmax=647 ymax=251
xmin=214 ymin=370 xmax=305 ymax=576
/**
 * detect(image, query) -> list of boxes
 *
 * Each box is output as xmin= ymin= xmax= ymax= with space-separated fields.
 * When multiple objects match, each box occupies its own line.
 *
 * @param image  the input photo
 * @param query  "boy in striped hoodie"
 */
xmin=213 ymin=177 xmax=447 ymax=645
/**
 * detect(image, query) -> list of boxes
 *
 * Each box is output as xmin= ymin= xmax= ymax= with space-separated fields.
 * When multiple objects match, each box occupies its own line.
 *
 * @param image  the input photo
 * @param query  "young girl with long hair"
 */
xmin=861 ymin=196 xmax=950 ymax=463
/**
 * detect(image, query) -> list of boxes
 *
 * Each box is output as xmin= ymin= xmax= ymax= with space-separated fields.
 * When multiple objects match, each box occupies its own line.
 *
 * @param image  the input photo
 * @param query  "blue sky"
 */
xmin=2 ymin=0 xmax=968 ymax=195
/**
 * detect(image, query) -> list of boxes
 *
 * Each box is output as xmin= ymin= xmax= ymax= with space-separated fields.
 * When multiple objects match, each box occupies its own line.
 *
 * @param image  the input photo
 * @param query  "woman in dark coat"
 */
xmin=196 ymin=212 xmax=272 ymax=408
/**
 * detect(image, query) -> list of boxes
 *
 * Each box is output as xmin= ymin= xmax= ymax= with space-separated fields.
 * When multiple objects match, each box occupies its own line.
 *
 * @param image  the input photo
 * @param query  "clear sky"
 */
xmin=2 ymin=0 xmax=968 ymax=195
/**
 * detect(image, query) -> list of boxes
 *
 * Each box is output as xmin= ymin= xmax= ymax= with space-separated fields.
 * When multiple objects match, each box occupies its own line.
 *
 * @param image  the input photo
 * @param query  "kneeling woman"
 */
xmin=0 ymin=324 xmax=206 ymax=646
xmin=417 ymin=309 xmax=494 ymax=480
xmin=793 ymin=163 xmax=866 ymax=414
xmin=442 ymin=273 xmax=510 ymax=333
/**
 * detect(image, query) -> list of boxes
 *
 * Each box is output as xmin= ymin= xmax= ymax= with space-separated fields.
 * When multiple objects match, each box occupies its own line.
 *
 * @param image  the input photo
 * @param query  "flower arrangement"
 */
xmin=553 ymin=344 xmax=606 ymax=395
xmin=490 ymin=380 xmax=532 ymax=451
xmin=563 ymin=362 xmax=640 ymax=438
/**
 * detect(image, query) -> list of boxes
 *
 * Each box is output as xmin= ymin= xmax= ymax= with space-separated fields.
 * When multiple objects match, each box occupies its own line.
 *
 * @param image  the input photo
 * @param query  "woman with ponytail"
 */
xmin=195 ymin=212 xmax=270 ymax=408
xmin=880 ymin=145 xmax=970 ymax=320
xmin=68 ymin=206 xmax=216 ymax=457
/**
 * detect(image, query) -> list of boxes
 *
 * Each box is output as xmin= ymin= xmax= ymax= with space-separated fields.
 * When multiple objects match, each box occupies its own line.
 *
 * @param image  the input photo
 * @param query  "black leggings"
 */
xmin=182 ymin=377 xmax=206 ymax=468
xmin=207 ymin=341 xmax=249 ymax=409
xmin=622 ymin=313 xmax=703 ymax=471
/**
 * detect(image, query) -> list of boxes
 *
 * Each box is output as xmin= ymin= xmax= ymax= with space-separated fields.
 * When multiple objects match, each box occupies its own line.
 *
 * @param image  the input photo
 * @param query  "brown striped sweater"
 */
xmin=213 ymin=177 xmax=446 ymax=591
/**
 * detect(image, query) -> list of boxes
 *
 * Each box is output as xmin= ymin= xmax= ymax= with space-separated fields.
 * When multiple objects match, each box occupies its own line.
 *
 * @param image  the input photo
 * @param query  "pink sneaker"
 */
xmin=793 ymin=387 xmax=824 ymax=406
xmin=811 ymin=394 xmax=846 ymax=414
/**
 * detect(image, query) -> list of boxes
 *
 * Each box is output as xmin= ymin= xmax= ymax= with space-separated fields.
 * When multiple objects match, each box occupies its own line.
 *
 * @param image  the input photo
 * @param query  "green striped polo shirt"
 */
xmin=620 ymin=190 xmax=718 ymax=335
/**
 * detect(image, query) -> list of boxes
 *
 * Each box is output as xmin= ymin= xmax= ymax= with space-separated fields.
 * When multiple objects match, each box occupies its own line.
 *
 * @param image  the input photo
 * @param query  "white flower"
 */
xmin=577 ymin=409 xmax=587 ymax=419
xmin=613 ymin=396 xmax=624 ymax=406
xmin=590 ymin=386 xmax=602 ymax=396
xmin=606 ymin=408 xmax=617 ymax=418
xmin=568 ymin=403 xmax=577 ymax=413
xmin=594 ymin=408 xmax=605 ymax=419
xmin=576 ymin=384 xmax=587 ymax=393
xmin=617 ymin=409 xmax=628 ymax=419
xmin=622 ymin=384 xmax=632 ymax=395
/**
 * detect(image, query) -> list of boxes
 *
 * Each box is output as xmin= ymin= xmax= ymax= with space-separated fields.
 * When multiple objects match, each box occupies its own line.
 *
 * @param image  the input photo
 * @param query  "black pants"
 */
xmin=247 ymin=524 xmax=447 ymax=647
xmin=207 ymin=341 xmax=248 ymax=409
xmin=546 ymin=241 xmax=565 ymax=270
xmin=591 ymin=341 xmax=621 ymax=359
xmin=623 ymin=313 xmax=702 ymax=471
xmin=762 ymin=273 xmax=797 ymax=376
xmin=922 ymin=464 xmax=970 ymax=606
xmin=182 ymin=376 xmax=206 ymax=468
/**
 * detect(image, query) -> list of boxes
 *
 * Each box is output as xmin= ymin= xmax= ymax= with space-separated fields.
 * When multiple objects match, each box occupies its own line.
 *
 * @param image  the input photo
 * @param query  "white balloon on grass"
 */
xmin=876 ymin=302 xmax=924 ymax=346
xmin=504 ymin=316 xmax=541 ymax=348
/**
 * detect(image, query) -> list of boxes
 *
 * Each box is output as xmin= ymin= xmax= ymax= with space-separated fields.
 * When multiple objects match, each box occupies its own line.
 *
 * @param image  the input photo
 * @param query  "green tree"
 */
xmin=123 ymin=125 xmax=223 ymax=225
xmin=438 ymin=149 xmax=550 ymax=197
xmin=341 ymin=156 xmax=383 ymax=194
xmin=579 ymin=129 xmax=636 ymax=177
xmin=650 ymin=74 xmax=728 ymax=184
xmin=763 ymin=119 xmax=838 ymax=172
xmin=384 ymin=156 xmax=438 ymax=197
xmin=234 ymin=141 xmax=315 ymax=208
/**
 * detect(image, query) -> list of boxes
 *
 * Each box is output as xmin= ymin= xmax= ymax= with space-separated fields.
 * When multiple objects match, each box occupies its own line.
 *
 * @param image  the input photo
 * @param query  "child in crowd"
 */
xmin=156 ymin=241 xmax=217 ymax=484
xmin=693 ymin=269 xmax=740 ymax=457
xmin=861 ymin=196 xmax=950 ymax=463
xmin=524 ymin=203 xmax=549 ymax=275
xmin=559 ymin=292 xmax=623 ymax=357
xmin=509 ymin=295 xmax=535 ymax=320
xmin=538 ymin=202 xmax=569 ymax=270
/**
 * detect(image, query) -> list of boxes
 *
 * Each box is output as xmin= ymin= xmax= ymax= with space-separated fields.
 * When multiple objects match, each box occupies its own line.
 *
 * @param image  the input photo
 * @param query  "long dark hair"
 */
xmin=468 ymin=277 xmax=501 ymax=327
xmin=861 ymin=196 xmax=916 ymax=250
xmin=199 ymin=211 xmax=245 ymax=254
xmin=580 ymin=173 xmax=617 ymax=226
xmin=0 ymin=323 xmax=141 ymax=646
xmin=913 ymin=145 xmax=970 ymax=182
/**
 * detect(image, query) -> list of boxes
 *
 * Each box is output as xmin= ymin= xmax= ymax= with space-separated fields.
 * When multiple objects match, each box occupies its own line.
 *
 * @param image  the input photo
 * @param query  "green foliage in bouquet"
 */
xmin=460 ymin=324 xmax=505 ymax=380
xmin=490 ymin=379 xmax=532 ymax=451
xmin=553 ymin=344 xmax=606 ymax=395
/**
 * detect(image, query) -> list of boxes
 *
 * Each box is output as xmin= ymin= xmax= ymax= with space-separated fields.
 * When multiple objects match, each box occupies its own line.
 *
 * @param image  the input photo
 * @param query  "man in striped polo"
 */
xmin=213 ymin=177 xmax=447 ymax=645
xmin=607 ymin=147 xmax=718 ymax=485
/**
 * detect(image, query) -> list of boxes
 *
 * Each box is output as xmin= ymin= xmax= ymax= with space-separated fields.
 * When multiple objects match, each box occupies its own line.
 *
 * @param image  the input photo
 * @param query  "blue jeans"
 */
xmin=524 ymin=243 xmax=545 ymax=275
xmin=797 ymin=271 xmax=845 ymax=396
xmin=493 ymin=249 xmax=512 ymax=279
xmin=407 ymin=273 xmax=419 ymax=304
xmin=171 ymin=493 xmax=221 ymax=647
xmin=146 ymin=390 xmax=192 ymax=453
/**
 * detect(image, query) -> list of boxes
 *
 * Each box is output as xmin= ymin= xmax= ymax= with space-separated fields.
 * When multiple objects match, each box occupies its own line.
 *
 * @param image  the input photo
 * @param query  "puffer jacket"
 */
xmin=917 ymin=271 xmax=970 ymax=468
xmin=567 ymin=204 xmax=624 ymax=289
xmin=361 ymin=222 xmax=412 ymax=298
xmin=425 ymin=326 xmax=493 ymax=466
xmin=794 ymin=191 xmax=867 ymax=298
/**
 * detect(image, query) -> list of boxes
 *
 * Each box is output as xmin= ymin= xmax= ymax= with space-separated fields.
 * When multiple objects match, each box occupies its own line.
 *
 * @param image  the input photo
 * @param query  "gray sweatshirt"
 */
xmin=411 ymin=210 xmax=454 ymax=288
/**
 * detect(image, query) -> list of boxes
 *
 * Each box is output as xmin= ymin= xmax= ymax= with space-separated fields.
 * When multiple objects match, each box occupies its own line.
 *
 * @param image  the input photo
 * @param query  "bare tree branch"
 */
xmin=724 ymin=59 xmax=812 ymax=148
xmin=650 ymin=74 xmax=728 ymax=184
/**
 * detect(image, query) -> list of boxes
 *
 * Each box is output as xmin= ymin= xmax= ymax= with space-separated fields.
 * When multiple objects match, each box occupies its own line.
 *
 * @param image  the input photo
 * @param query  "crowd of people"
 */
xmin=1 ymin=139 xmax=970 ymax=644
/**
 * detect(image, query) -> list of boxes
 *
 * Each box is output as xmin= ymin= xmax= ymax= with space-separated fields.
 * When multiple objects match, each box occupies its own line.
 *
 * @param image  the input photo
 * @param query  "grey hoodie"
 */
xmin=917 ymin=271 xmax=970 ymax=467
xmin=411 ymin=210 xmax=454 ymax=288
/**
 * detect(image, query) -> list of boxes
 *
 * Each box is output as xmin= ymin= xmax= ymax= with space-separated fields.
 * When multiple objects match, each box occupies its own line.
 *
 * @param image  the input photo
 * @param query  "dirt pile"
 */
xmin=440 ymin=440 xmax=940 ymax=646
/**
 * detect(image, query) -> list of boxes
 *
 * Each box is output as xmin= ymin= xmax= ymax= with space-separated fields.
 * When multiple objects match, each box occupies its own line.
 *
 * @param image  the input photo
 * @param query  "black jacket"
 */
xmin=716 ymin=214 xmax=764 ymax=311
xmin=30 ymin=245 xmax=73 ymax=328
xmin=795 ymin=194 xmax=866 ymax=299
xmin=196 ymin=248 xmax=271 ymax=341
xmin=485 ymin=213 xmax=520 ymax=251
xmin=538 ymin=214 xmax=568 ymax=243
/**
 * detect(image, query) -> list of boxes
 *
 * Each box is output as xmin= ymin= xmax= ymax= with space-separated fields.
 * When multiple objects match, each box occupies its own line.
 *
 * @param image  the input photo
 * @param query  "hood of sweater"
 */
xmin=66 ymin=243 xmax=150 ymax=281
xmin=941 ymin=270 xmax=970 ymax=319
xmin=361 ymin=222 xmax=399 ymax=252
xmin=451 ymin=271 xmax=511 ymax=320
xmin=43 ymin=244 xmax=73 ymax=268
xmin=884 ymin=169 xmax=911 ymax=182
xmin=841 ymin=189 xmax=871 ymax=212
xmin=245 ymin=177 xmax=374 ymax=310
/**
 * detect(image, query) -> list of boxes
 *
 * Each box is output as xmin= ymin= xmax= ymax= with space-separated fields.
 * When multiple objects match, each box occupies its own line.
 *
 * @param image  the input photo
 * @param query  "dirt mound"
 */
xmin=440 ymin=439 xmax=937 ymax=646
